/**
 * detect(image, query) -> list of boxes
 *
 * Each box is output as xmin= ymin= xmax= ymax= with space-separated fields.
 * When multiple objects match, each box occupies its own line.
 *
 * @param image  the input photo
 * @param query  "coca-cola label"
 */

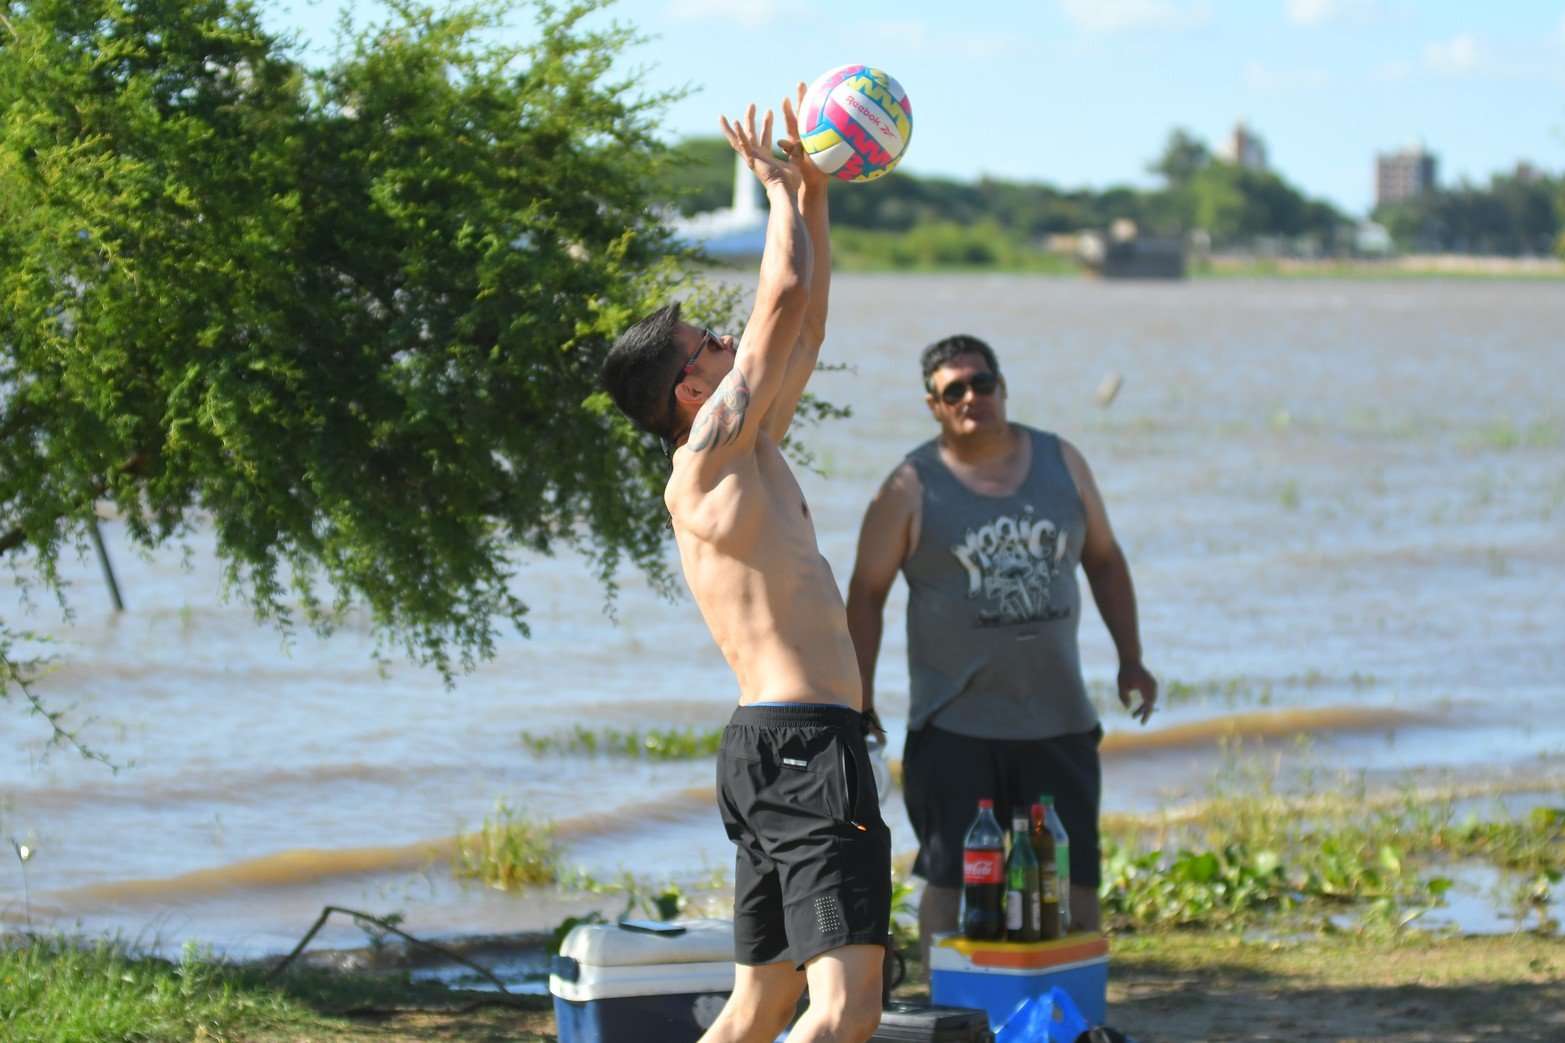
xmin=963 ymin=850 xmax=1002 ymax=885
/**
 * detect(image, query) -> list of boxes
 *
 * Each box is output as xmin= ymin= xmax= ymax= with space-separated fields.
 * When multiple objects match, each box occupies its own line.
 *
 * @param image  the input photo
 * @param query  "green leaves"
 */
xmin=2 ymin=1 xmax=720 ymax=685
xmin=1101 ymin=771 xmax=1565 ymax=935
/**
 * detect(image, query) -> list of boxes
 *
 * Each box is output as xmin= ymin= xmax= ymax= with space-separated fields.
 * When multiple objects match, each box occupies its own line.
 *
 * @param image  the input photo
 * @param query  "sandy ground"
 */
xmin=1101 ymin=935 xmax=1565 ymax=1042
xmin=262 ymin=931 xmax=1564 ymax=1042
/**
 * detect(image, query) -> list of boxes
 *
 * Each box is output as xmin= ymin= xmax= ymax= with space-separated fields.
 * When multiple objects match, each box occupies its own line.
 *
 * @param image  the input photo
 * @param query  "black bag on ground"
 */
xmin=1075 ymin=1027 xmax=1137 ymax=1043
xmin=871 ymin=1002 xmax=994 ymax=1042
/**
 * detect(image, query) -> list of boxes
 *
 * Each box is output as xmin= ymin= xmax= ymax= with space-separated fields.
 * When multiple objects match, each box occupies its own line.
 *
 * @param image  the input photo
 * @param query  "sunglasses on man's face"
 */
xmin=679 ymin=328 xmax=719 ymax=381
xmin=934 ymin=371 xmax=999 ymax=405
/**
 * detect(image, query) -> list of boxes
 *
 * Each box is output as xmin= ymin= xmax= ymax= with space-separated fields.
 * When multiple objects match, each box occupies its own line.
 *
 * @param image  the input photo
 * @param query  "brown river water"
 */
xmin=2 ymin=274 xmax=1561 ymax=956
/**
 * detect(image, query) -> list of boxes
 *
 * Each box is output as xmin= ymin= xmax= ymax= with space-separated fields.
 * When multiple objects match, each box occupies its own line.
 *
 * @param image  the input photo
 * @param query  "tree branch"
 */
xmin=269 ymin=905 xmax=514 ymax=995
xmin=0 ymin=452 xmax=147 ymax=557
xmin=0 ymin=641 xmax=115 ymax=768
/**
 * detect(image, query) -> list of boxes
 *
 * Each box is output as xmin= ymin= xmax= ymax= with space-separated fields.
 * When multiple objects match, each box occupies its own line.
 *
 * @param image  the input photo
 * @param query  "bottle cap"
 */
xmin=978 ymin=798 xmax=994 ymax=809
xmin=1040 ymin=793 xmax=1055 ymax=806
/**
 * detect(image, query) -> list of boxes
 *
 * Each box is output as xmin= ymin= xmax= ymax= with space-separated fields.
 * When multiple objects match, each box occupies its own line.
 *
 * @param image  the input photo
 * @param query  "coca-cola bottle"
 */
xmin=1029 ymin=802 xmax=1061 ymax=940
xmin=1004 ymin=809 xmax=1041 ymax=942
xmin=1040 ymin=794 xmax=1071 ymax=935
xmin=960 ymin=798 xmax=1005 ymax=941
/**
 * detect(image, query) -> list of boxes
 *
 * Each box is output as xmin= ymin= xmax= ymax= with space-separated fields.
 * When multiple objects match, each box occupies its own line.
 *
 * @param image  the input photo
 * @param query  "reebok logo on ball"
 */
xmin=799 ymin=64 xmax=913 ymax=183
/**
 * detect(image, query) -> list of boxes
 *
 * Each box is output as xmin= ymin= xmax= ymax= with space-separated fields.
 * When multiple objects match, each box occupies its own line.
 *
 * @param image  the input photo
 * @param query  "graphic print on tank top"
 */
xmin=951 ymin=504 xmax=1073 ymax=628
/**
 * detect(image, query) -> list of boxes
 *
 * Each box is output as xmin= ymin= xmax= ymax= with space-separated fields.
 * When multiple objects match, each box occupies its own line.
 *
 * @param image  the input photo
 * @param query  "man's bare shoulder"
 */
xmin=1054 ymin=436 xmax=1099 ymax=493
xmin=873 ymin=457 xmax=922 ymax=511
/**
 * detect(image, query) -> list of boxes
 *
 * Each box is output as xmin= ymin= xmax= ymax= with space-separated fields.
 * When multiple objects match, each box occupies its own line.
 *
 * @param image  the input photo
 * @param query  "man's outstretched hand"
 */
xmin=779 ymin=82 xmax=830 ymax=195
xmin=720 ymin=103 xmax=801 ymax=194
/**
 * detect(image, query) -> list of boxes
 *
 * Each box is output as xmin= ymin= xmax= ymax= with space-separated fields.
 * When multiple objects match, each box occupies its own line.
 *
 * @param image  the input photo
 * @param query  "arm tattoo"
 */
xmin=688 ymin=368 xmax=751 ymax=453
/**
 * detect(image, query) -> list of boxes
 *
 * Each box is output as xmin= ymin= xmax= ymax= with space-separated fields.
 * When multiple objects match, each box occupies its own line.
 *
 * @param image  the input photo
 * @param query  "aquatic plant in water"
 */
xmin=1099 ymin=752 xmax=1562 ymax=933
xmin=453 ymin=802 xmax=562 ymax=892
xmin=519 ymin=724 xmax=725 ymax=761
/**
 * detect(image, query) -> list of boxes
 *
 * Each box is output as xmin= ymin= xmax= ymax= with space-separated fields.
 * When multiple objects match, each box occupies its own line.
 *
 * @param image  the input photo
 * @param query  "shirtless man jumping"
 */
xmin=598 ymin=90 xmax=891 ymax=1043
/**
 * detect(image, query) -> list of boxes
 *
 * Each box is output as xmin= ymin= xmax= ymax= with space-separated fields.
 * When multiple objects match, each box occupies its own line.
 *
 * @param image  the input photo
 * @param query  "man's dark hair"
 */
xmin=920 ymin=334 xmax=1001 ymax=390
xmin=599 ymin=302 xmax=686 ymax=438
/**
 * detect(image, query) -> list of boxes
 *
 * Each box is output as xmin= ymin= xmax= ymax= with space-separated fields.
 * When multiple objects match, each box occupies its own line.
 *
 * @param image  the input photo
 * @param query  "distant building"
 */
xmin=1376 ymin=143 xmax=1437 ymax=207
xmin=1220 ymin=121 xmax=1267 ymax=172
xmin=1076 ymin=220 xmax=1187 ymax=279
xmin=667 ymin=154 xmax=767 ymax=259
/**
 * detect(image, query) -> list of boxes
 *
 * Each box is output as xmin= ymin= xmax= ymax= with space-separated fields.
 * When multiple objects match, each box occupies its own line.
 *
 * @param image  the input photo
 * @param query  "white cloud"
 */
xmin=1244 ymin=60 xmax=1331 ymax=92
xmin=666 ymin=0 xmax=813 ymax=30
xmin=1055 ymin=0 xmax=1213 ymax=35
xmin=1424 ymin=33 xmax=1484 ymax=75
xmin=1285 ymin=0 xmax=1382 ymax=28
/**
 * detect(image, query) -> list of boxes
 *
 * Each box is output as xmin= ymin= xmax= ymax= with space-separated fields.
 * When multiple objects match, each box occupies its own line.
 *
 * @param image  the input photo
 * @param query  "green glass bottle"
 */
xmin=1004 ymin=809 xmax=1041 ymax=941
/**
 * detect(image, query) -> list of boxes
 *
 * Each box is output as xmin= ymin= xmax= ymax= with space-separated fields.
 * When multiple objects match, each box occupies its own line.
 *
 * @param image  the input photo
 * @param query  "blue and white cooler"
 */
xmin=930 ymin=933 xmax=1109 ymax=1029
xmin=550 ymin=919 xmax=736 ymax=1043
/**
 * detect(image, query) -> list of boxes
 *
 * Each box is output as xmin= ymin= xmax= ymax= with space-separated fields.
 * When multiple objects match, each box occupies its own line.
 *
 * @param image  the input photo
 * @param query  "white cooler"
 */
xmin=549 ymin=919 xmax=736 ymax=1043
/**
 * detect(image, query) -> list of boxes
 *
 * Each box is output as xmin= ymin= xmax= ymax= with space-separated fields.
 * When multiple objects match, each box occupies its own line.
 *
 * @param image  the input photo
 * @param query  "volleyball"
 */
xmin=798 ymin=64 xmax=912 ymax=183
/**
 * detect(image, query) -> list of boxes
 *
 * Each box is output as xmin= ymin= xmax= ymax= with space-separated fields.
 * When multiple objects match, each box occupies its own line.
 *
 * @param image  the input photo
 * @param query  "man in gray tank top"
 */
xmin=846 ymin=334 xmax=1157 ymax=964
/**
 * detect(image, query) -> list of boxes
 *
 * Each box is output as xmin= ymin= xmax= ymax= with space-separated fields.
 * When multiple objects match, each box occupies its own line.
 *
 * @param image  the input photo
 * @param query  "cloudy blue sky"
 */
xmin=266 ymin=0 xmax=1565 ymax=217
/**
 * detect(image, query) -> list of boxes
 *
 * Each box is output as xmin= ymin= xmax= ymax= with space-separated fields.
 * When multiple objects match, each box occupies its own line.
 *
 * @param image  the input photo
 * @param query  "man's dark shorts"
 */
xmin=717 ymin=703 xmax=892 ymax=969
xmin=903 ymin=723 xmax=1102 ymax=889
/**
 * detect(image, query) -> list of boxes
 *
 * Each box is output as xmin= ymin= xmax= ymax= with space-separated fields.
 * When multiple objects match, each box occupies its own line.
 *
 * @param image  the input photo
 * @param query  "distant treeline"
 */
xmin=1374 ymin=167 xmax=1565 ymax=257
xmin=662 ymin=129 xmax=1565 ymax=261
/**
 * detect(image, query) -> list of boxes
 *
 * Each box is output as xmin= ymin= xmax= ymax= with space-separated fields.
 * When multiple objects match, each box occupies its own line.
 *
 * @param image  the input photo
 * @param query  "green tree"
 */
xmin=659 ymin=136 xmax=736 ymax=216
xmin=0 ymin=0 xmax=724 ymax=743
xmin=1374 ymin=170 xmax=1563 ymax=255
xmin=1149 ymin=128 xmax=1210 ymax=188
xmin=1184 ymin=160 xmax=1342 ymax=247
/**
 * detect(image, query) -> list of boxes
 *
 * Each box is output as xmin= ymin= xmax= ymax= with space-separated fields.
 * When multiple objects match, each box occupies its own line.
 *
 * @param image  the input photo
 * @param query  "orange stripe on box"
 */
xmin=934 ymin=933 xmax=1109 ymax=969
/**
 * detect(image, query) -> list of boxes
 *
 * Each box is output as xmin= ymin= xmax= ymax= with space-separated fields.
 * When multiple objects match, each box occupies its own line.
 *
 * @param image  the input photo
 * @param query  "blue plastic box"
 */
xmin=929 ymin=933 xmax=1108 ymax=1028
xmin=549 ymin=919 xmax=735 ymax=1043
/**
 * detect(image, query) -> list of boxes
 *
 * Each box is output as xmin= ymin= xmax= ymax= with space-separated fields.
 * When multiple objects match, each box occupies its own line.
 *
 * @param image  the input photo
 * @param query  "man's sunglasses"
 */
xmin=662 ymin=329 xmax=720 ymax=456
xmin=675 ymin=328 xmax=718 ymax=387
xmin=933 ymin=371 xmax=999 ymax=405
xmin=668 ymin=327 xmax=718 ymax=408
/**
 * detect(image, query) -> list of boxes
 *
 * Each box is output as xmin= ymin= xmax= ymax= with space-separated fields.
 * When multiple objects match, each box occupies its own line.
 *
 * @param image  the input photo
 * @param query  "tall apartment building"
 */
xmin=1376 ymin=143 xmax=1437 ymax=206
xmin=1221 ymin=121 xmax=1268 ymax=172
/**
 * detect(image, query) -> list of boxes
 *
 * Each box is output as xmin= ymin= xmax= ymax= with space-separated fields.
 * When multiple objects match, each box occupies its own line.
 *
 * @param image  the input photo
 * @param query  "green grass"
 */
xmin=831 ymin=224 xmax=1080 ymax=273
xmin=0 ymin=935 xmax=556 ymax=1042
xmin=1191 ymin=257 xmax=1565 ymax=279
xmin=9 ymin=930 xmax=1559 ymax=1042
xmin=0 ymin=938 xmax=311 ymax=1041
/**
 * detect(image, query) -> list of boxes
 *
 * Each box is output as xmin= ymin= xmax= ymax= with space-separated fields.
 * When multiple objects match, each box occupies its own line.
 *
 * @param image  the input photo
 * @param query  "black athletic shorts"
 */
xmin=902 ymin=723 xmax=1103 ymax=889
xmin=716 ymin=703 xmax=893 ymax=969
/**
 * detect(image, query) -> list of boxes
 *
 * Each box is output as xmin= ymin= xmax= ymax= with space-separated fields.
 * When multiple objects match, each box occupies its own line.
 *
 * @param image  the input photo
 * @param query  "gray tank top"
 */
xmin=901 ymin=427 xmax=1098 ymax=739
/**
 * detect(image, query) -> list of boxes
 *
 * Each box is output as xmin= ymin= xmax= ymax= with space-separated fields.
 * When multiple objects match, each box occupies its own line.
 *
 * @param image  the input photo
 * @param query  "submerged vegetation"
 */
xmin=453 ymin=802 xmax=563 ymax=891
xmin=11 ymin=752 xmax=1561 ymax=1040
xmin=1100 ymin=753 xmax=1563 ymax=934
xmin=519 ymin=724 xmax=725 ymax=760
xmin=1085 ymin=671 xmax=1378 ymax=716
xmin=460 ymin=743 xmax=1560 ymax=940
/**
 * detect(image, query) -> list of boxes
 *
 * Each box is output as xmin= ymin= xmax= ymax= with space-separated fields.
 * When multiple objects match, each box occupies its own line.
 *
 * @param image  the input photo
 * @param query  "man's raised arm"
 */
xmin=759 ymin=84 xmax=833 ymax=444
xmin=687 ymin=103 xmax=812 ymax=457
